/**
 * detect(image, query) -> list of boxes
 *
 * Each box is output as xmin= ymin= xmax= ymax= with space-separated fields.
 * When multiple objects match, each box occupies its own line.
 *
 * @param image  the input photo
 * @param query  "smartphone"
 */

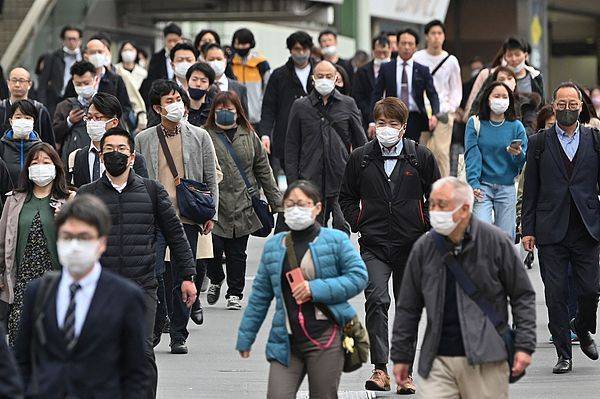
xmin=510 ymin=139 xmax=522 ymax=149
xmin=286 ymin=268 xmax=309 ymax=304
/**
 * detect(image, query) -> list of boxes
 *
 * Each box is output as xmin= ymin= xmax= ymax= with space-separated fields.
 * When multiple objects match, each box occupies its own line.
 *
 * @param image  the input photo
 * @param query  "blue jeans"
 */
xmin=473 ymin=181 xmax=516 ymax=241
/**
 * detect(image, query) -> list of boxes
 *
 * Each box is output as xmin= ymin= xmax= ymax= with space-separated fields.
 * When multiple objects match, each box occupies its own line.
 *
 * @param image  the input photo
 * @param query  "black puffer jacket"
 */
xmin=78 ymin=171 xmax=196 ymax=288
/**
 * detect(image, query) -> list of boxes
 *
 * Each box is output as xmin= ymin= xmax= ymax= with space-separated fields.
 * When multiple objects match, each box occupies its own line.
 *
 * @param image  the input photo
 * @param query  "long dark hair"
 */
xmin=17 ymin=142 xmax=69 ymax=199
xmin=478 ymin=82 xmax=518 ymax=122
xmin=204 ymin=91 xmax=254 ymax=133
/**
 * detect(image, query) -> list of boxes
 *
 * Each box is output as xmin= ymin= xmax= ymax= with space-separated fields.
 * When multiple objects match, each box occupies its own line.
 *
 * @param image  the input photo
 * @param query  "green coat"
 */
xmin=207 ymin=126 xmax=282 ymax=238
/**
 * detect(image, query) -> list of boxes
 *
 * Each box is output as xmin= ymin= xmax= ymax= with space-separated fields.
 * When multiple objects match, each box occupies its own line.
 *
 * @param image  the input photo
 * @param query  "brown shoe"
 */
xmin=365 ymin=369 xmax=391 ymax=391
xmin=397 ymin=375 xmax=416 ymax=395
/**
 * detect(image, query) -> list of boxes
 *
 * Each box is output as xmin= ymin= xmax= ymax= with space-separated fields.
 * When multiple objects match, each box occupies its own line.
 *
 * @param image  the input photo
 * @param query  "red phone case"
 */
xmin=286 ymin=269 xmax=309 ymax=304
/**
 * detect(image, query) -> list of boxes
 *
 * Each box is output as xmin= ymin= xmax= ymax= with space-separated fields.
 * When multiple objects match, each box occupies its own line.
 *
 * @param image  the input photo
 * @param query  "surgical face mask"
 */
xmin=163 ymin=101 xmax=185 ymax=123
xmin=470 ymin=68 xmax=481 ymax=78
xmin=11 ymin=118 xmax=34 ymax=139
xmin=376 ymin=126 xmax=403 ymax=147
xmin=215 ymin=109 xmax=236 ymax=128
xmin=57 ymin=239 xmax=100 ymax=276
xmin=28 ymin=164 xmax=56 ymax=187
xmin=284 ymin=206 xmax=315 ymax=231
xmin=430 ymin=205 xmax=463 ymax=236
xmin=139 ymin=59 xmax=147 ymax=69
xmin=174 ymin=62 xmax=193 ymax=79
xmin=208 ymin=60 xmax=226 ymax=77
xmin=321 ymin=45 xmax=337 ymax=57
xmin=63 ymin=46 xmax=79 ymax=56
xmin=510 ymin=59 xmax=526 ymax=74
xmin=74 ymin=85 xmax=96 ymax=99
xmin=88 ymin=53 xmax=110 ymax=68
xmin=373 ymin=58 xmax=391 ymax=67
xmin=86 ymin=119 xmax=111 ymax=141
xmin=291 ymin=52 xmax=310 ymax=66
xmin=314 ymin=78 xmax=335 ymax=96
xmin=121 ymin=50 xmax=137 ymax=64
xmin=188 ymin=87 xmax=207 ymax=101
xmin=489 ymin=98 xmax=510 ymax=115
xmin=556 ymin=109 xmax=580 ymax=127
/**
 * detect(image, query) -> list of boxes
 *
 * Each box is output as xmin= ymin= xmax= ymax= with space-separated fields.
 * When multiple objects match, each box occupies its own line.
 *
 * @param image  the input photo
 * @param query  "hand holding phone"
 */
xmin=286 ymin=269 xmax=311 ymax=304
xmin=510 ymin=139 xmax=522 ymax=149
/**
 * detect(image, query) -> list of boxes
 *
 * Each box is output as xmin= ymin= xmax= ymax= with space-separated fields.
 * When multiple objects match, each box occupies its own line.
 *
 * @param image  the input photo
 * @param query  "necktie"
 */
xmin=92 ymin=148 xmax=100 ymax=181
xmin=63 ymin=283 xmax=81 ymax=351
xmin=400 ymin=61 xmax=409 ymax=108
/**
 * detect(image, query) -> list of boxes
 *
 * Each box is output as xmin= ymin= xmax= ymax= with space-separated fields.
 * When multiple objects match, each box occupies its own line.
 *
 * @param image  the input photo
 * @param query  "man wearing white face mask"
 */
xmin=14 ymin=195 xmax=149 ymax=398
xmin=390 ymin=176 xmax=535 ymax=399
xmin=318 ymin=30 xmax=354 ymax=85
xmin=339 ymin=97 xmax=440 ymax=394
xmin=286 ymin=60 xmax=366 ymax=235
xmin=205 ymin=44 xmax=249 ymax=116
xmin=170 ymin=42 xmax=198 ymax=91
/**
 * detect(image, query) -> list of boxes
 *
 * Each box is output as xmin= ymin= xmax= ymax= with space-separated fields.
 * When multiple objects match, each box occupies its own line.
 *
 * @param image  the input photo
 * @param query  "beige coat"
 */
xmin=115 ymin=63 xmax=148 ymax=130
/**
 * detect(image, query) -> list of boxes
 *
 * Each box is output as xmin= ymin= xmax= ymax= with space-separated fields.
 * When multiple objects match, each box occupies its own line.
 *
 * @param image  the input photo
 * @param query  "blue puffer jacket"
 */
xmin=236 ymin=228 xmax=368 ymax=367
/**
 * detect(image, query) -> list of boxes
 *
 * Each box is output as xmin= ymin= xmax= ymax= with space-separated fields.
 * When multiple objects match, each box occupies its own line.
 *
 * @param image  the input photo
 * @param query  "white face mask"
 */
xmin=510 ymin=59 xmax=526 ymax=74
xmin=163 ymin=101 xmax=185 ymax=123
xmin=28 ymin=164 xmax=56 ymax=187
xmin=501 ymin=79 xmax=516 ymax=92
xmin=489 ymin=98 xmax=510 ymax=115
xmin=314 ymin=78 xmax=336 ymax=96
xmin=86 ymin=119 xmax=112 ymax=141
xmin=12 ymin=119 xmax=34 ymax=139
xmin=430 ymin=205 xmax=463 ymax=236
xmin=63 ymin=46 xmax=80 ymax=56
xmin=74 ymin=85 xmax=96 ymax=99
xmin=208 ymin=60 xmax=226 ymax=77
xmin=89 ymin=53 xmax=110 ymax=69
xmin=376 ymin=126 xmax=403 ymax=147
xmin=321 ymin=45 xmax=337 ymax=57
xmin=121 ymin=50 xmax=137 ymax=64
xmin=373 ymin=58 xmax=391 ymax=66
xmin=57 ymin=239 xmax=101 ymax=276
xmin=284 ymin=206 xmax=315 ymax=231
xmin=174 ymin=62 xmax=193 ymax=79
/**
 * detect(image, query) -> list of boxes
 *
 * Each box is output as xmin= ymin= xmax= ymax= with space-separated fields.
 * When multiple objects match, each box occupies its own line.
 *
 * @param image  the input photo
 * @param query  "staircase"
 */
xmin=0 ymin=0 xmax=36 ymax=56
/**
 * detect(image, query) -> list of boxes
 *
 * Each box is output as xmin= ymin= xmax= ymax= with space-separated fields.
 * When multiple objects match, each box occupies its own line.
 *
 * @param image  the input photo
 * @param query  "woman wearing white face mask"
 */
xmin=0 ymin=100 xmax=43 ymax=186
xmin=115 ymin=41 xmax=148 ymax=133
xmin=464 ymin=82 xmax=527 ymax=240
xmin=0 ymin=143 xmax=72 ymax=345
xmin=237 ymin=179 xmax=368 ymax=398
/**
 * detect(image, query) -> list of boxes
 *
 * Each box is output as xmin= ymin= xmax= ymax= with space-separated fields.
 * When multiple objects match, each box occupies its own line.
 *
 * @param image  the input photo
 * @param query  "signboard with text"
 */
xmin=370 ymin=0 xmax=450 ymax=25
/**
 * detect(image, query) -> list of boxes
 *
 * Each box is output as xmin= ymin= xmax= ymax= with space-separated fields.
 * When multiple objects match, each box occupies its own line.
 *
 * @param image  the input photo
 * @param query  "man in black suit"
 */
xmin=371 ymin=28 xmax=439 ymax=142
xmin=523 ymin=82 xmax=600 ymax=374
xmin=352 ymin=35 xmax=391 ymax=135
xmin=204 ymin=44 xmax=249 ymax=115
xmin=15 ymin=195 xmax=148 ymax=398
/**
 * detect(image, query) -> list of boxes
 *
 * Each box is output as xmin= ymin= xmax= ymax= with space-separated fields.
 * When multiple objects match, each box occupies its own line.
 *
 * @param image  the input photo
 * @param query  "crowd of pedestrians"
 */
xmin=0 ymin=16 xmax=598 ymax=399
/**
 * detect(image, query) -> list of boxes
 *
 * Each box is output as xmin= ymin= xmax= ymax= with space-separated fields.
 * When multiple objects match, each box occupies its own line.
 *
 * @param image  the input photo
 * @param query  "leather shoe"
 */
xmin=365 ymin=369 xmax=391 ymax=391
xmin=190 ymin=299 xmax=204 ymax=325
xmin=552 ymin=356 xmax=572 ymax=374
xmin=170 ymin=340 xmax=188 ymax=354
xmin=571 ymin=318 xmax=599 ymax=360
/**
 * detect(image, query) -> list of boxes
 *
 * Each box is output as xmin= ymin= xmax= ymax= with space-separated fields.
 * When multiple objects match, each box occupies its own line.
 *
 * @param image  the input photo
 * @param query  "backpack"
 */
xmin=457 ymin=115 xmax=480 ymax=182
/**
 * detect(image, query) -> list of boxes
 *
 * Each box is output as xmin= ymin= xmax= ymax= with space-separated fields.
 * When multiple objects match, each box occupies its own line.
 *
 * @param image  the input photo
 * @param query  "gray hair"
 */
xmin=552 ymin=82 xmax=583 ymax=101
xmin=431 ymin=177 xmax=474 ymax=210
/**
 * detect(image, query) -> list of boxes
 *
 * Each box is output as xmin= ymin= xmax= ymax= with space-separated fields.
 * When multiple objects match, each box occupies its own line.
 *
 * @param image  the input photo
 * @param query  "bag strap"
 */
xmin=142 ymin=178 xmax=158 ymax=216
xmin=216 ymin=133 xmax=257 ymax=197
xmin=430 ymin=230 xmax=506 ymax=330
xmin=431 ymin=54 xmax=451 ymax=76
xmin=156 ymin=125 xmax=181 ymax=185
xmin=315 ymin=105 xmax=352 ymax=153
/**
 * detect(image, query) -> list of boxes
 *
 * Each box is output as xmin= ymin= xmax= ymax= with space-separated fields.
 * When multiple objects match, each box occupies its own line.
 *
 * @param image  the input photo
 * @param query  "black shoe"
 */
xmin=152 ymin=333 xmax=161 ymax=348
xmin=190 ymin=299 xmax=204 ymax=325
xmin=571 ymin=318 xmax=599 ymax=360
xmin=552 ymin=356 xmax=572 ymax=374
xmin=170 ymin=340 xmax=188 ymax=354
xmin=162 ymin=317 xmax=170 ymax=334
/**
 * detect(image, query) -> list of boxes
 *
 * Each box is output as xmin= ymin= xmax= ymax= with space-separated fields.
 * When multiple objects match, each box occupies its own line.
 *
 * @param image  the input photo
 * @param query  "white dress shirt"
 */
xmin=216 ymin=74 xmax=229 ymax=92
xmin=396 ymin=58 xmax=417 ymax=111
xmin=56 ymin=262 xmax=102 ymax=338
xmin=413 ymin=49 xmax=462 ymax=114
xmin=88 ymin=143 xmax=105 ymax=182
xmin=379 ymin=140 xmax=404 ymax=177
xmin=165 ymin=50 xmax=174 ymax=80
xmin=294 ymin=64 xmax=311 ymax=93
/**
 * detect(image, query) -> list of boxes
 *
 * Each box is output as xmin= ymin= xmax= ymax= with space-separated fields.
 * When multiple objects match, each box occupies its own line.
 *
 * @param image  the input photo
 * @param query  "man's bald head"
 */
xmin=313 ymin=60 xmax=337 ymax=76
xmin=8 ymin=67 xmax=31 ymax=101
xmin=86 ymin=39 xmax=109 ymax=55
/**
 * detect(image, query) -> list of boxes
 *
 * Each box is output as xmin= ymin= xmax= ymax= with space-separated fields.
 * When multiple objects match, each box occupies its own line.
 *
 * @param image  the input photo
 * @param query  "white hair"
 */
xmin=431 ymin=176 xmax=474 ymax=210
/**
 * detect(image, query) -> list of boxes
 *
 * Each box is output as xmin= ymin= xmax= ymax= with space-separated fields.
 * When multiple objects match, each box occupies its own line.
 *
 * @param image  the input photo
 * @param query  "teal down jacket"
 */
xmin=236 ymin=228 xmax=368 ymax=367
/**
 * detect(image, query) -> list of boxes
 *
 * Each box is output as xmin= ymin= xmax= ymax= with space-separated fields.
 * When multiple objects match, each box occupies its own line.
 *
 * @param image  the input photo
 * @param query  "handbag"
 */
xmin=431 ymin=230 xmax=524 ymax=383
xmin=217 ymin=134 xmax=273 ymax=237
xmin=156 ymin=125 xmax=216 ymax=224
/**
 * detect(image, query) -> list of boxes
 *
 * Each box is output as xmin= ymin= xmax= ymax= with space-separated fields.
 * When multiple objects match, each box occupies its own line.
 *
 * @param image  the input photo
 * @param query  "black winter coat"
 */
xmin=351 ymin=61 xmax=376 ymax=132
xmin=339 ymin=139 xmax=440 ymax=264
xmin=78 ymin=172 xmax=196 ymax=288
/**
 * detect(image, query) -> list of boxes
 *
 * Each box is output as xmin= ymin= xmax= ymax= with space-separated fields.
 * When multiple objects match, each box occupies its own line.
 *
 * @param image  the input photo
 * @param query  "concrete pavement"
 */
xmin=156 ymin=235 xmax=600 ymax=398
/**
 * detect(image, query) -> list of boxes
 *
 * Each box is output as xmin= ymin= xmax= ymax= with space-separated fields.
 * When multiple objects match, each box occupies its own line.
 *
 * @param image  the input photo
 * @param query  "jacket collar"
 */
xmin=99 ymin=169 xmax=137 ymax=190
xmin=308 ymin=89 xmax=343 ymax=107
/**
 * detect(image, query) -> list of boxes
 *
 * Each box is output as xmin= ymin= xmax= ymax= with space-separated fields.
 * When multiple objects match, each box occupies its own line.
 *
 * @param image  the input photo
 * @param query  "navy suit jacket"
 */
xmin=370 ymin=59 xmax=439 ymax=121
xmin=15 ymin=269 xmax=148 ymax=399
xmin=522 ymin=125 xmax=600 ymax=245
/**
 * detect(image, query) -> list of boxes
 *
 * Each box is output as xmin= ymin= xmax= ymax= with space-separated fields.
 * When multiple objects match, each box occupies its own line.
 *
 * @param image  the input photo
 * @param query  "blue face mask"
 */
xmin=216 ymin=109 xmax=236 ymax=128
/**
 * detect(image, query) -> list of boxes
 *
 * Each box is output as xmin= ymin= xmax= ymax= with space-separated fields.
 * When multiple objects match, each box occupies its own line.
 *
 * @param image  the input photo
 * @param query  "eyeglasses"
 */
xmin=283 ymin=200 xmax=314 ymax=208
xmin=102 ymin=145 xmax=130 ymax=153
xmin=84 ymin=115 xmax=114 ymax=122
xmin=9 ymin=78 xmax=30 ymax=84
xmin=555 ymin=101 xmax=581 ymax=111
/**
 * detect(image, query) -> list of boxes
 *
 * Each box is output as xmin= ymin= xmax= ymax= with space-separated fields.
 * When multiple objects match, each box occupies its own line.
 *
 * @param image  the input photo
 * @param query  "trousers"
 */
xmin=141 ymin=289 xmax=158 ymax=399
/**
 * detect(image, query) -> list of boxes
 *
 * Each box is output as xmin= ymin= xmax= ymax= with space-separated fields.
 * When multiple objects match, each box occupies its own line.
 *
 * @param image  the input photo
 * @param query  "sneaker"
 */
xmin=207 ymin=283 xmax=222 ymax=305
xmin=226 ymin=296 xmax=242 ymax=310
xmin=365 ymin=369 xmax=391 ymax=391
xmin=200 ymin=277 xmax=210 ymax=292
xmin=170 ymin=340 xmax=188 ymax=354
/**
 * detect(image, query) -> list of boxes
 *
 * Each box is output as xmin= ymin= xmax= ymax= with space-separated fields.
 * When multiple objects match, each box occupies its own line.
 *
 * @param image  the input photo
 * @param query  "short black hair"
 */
xmin=186 ymin=62 xmax=216 ymax=85
xmin=232 ymin=28 xmax=255 ymax=48
xmin=56 ymin=194 xmax=112 ymax=238
xmin=8 ymin=99 xmax=37 ymax=120
xmin=477 ymin=82 xmax=518 ymax=122
xmin=60 ymin=25 xmax=82 ymax=39
xmin=552 ymin=81 xmax=583 ymax=101
xmin=385 ymin=30 xmax=398 ymax=38
xmin=90 ymin=92 xmax=122 ymax=119
xmin=169 ymin=42 xmax=199 ymax=62
xmin=371 ymin=35 xmax=390 ymax=50
xmin=283 ymin=180 xmax=322 ymax=204
xmin=89 ymin=32 xmax=111 ymax=49
xmin=424 ymin=19 xmax=446 ymax=35
xmin=286 ymin=31 xmax=313 ymax=51
xmin=397 ymin=28 xmax=420 ymax=46
xmin=503 ymin=37 xmax=528 ymax=53
xmin=318 ymin=29 xmax=337 ymax=43
xmin=100 ymin=126 xmax=135 ymax=153
xmin=203 ymin=43 xmax=224 ymax=55
xmin=149 ymin=79 xmax=189 ymax=115
xmin=70 ymin=60 xmax=96 ymax=77
xmin=194 ymin=29 xmax=221 ymax=50
xmin=163 ymin=23 xmax=182 ymax=38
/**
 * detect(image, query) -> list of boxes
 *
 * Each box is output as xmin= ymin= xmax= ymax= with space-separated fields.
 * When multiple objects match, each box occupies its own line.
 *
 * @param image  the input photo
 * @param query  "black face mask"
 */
xmin=556 ymin=109 xmax=580 ymax=127
xmin=188 ymin=87 xmax=207 ymax=101
xmin=103 ymin=151 xmax=129 ymax=177
xmin=235 ymin=47 xmax=250 ymax=57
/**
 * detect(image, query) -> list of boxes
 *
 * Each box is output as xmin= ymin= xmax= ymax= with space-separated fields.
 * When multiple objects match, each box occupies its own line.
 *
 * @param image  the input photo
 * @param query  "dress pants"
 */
xmin=142 ymin=288 xmax=158 ymax=399
xmin=319 ymin=196 xmax=350 ymax=235
xmin=422 ymin=114 xmax=454 ymax=177
xmin=362 ymin=249 xmax=411 ymax=365
xmin=405 ymin=111 xmax=428 ymax=142
xmin=538 ymin=214 xmax=600 ymax=360
xmin=207 ymin=234 xmax=250 ymax=299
